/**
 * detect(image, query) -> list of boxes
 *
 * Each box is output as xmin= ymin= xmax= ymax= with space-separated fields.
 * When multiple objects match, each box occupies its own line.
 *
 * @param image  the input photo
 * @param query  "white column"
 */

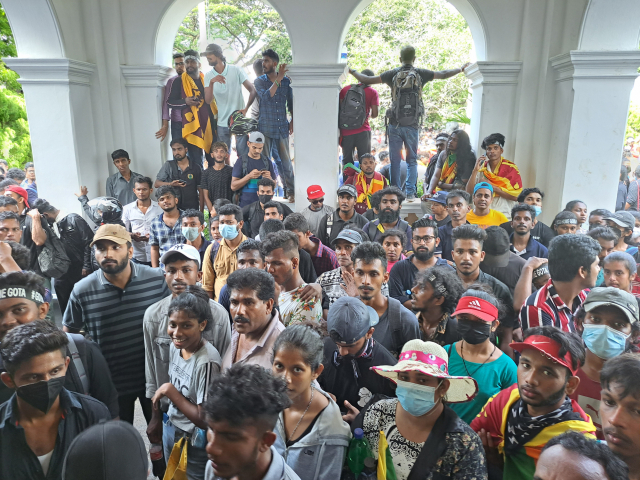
xmin=287 ymin=64 xmax=347 ymax=209
xmin=121 ymin=65 xmax=174 ymax=177
xmin=4 ymin=58 xmax=103 ymax=215
xmin=466 ymin=62 xmax=522 ymax=158
xmin=552 ymin=51 xmax=640 ymax=211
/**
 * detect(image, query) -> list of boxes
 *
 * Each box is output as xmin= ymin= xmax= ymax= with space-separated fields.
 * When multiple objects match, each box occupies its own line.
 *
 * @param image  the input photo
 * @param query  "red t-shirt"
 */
xmin=339 ymin=84 xmax=380 ymax=136
xmin=570 ymin=367 xmax=604 ymax=439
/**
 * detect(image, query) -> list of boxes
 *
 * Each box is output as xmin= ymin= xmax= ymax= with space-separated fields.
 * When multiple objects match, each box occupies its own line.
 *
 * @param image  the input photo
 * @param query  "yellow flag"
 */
xmin=377 ymin=430 xmax=397 ymax=480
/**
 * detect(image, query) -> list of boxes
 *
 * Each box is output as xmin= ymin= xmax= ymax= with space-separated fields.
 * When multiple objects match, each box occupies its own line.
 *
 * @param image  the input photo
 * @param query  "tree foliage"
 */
xmin=345 ymin=0 xmax=472 ymax=129
xmin=0 ymin=5 xmax=31 ymax=167
xmin=627 ymin=102 xmax=640 ymax=139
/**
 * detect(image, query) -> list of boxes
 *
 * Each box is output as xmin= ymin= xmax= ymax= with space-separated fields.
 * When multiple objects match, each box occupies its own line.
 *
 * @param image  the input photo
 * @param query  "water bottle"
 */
xmin=149 ymin=443 xmax=166 ymax=479
xmin=348 ymin=428 xmax=372 ymax=477
xmin=340 ymin=44 xmax=348 ymax=63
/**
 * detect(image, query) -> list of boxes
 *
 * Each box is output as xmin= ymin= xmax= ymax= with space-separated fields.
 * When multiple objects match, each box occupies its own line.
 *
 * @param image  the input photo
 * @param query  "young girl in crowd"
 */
xmin=379 ymin=229 xmax=406 ymax=273
xmin=271 ymin=324 xmax=351 ymax=480
xmin=152 ymin=286 xmax=221 ymax=480
xmin=356 ymin=339 xmax=486 ymax=480
xmin=209 ymin=215 xmax=221 ymax=241
xmin=445 ymin=287 xmax=517 ymax=423
xmin=564 ymin=200 xmax=588 ymax=233
xmin=551 ymin=211 xmax=578 ymax=235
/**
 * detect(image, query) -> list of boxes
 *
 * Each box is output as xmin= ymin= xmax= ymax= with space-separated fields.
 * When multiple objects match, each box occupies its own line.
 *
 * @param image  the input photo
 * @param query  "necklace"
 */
xmin=288 ymin=385 xmax=314 ymax=441
xmin=460 ymin=341 xmax=496 ymax=377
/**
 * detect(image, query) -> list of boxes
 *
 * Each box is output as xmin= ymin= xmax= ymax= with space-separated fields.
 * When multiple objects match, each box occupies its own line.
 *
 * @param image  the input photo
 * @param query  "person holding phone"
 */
xmin=155 ymin=138 xmax=203 ymax=211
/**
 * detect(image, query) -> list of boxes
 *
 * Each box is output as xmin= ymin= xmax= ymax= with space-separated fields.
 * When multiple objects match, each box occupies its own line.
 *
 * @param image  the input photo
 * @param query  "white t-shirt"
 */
xmin=278 ymin=284 xmax=324 ymax=327
xmin=204 ymin=64 xmax=248 ymax=127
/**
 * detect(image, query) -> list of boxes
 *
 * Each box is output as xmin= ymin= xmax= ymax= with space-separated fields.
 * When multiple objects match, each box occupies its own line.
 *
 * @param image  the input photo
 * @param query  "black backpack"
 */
xmin=338 ymin=84 xmax=367 ymax=130
xmin=388 ymin=66 xmax=424 ymax=127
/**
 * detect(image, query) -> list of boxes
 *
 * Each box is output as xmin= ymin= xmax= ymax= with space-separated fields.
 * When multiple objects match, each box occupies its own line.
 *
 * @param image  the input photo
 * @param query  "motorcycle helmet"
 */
xmin=87 ymin=197 xmax=123 ymax=225
xmin=228 ymin=110 xmax=258 ymax=136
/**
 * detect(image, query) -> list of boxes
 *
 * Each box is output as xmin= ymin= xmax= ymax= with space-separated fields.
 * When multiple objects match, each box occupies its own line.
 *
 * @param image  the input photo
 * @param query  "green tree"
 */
xmin=173 ymin=7 xmax=199 ymax=53
xmin=0 ymin=4 xmax=31 ymax=167
xmin=345 ymin=0 xmax=472 ymax=129
xmin=627 ymin=102 xmax=640 ymax=139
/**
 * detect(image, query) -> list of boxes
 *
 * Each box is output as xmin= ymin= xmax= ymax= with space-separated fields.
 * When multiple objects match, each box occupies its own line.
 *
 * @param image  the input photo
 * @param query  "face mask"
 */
xmin=582 ymin=324 xmax=629 ymax=360
xmin=16 ymin=376 xmax=66 ymax=413
xmin=181 ymin=227 xmax=200 ymax=242
xmin=396 ymin=379 xmax=442 ymax=417
xmin=533 ymin=206 xmax=542 ymax=217
xmin=219 ymin=224 xmax=239 ymax=241
xmin=258 ymin=194 xmax=273 ymax=205
xmin=457 ymin=318 xmax=492 ymax=345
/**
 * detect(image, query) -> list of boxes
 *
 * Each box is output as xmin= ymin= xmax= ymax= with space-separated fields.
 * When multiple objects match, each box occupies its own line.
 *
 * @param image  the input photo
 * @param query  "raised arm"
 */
xmin=433 ymin=63 xmax=470 ymax=80
xmin=349 ymin=68 xmax=382 ymax=85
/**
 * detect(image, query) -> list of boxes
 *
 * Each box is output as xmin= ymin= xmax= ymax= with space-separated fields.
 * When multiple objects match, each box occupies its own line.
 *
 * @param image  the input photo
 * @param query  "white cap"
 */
xmin=248 ymin=131 xmax=265 ymax=144
xmin=160 ymin=244 xmax=201 ymax=267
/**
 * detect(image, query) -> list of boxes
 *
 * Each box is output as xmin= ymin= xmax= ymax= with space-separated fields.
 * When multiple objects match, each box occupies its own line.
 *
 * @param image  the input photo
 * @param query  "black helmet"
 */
xmin=228 ymin=110 xmax=258 ymax=136
xmin=87 ymin=197 xmax=123 ymax=224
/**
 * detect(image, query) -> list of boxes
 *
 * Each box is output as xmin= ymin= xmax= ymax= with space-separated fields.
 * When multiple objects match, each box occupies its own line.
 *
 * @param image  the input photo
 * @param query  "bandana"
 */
xmin=0 ymin=286 xmax=45 ymax=304
xmin=504 ymin=397 xmax=581 ymax=454
xmin=184 ymin=55 xmax=200 ymax=63
xmin=556 ymin=218 xmax=578 ymax=225
xmin=333 ymin=337 xmax=375 ymax=381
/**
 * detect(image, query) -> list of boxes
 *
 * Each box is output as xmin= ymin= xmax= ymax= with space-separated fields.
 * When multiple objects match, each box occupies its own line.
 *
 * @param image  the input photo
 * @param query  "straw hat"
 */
xmin=372 ymin=339 xmax=478 ymax=403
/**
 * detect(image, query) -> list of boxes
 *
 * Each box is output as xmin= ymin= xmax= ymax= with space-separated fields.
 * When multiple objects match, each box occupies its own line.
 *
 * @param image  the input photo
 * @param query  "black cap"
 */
xmin=200 ymin=43 xmax=224 ymax=57
xmin=481 ymin=226 xmax=510 ymax=268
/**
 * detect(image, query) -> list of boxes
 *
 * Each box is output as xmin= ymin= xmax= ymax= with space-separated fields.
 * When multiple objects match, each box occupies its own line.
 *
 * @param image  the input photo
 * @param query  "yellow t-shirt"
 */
xmin=466 ymin=209 xmax=508 ymax=229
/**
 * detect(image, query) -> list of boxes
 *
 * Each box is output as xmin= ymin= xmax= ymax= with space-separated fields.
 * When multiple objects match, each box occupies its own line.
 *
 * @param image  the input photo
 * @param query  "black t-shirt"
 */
xmin=500 ymin=221 xmax=555 ymax=248
xmin=480 ymin=252 xmax=526 ymax=295
xmin=380 ymin=65 xmax=435 ymax=127
xmin=201 ymin=165 xmax=234 ymax=203
xmin=156 ymin=159 xmax=203 ymax=210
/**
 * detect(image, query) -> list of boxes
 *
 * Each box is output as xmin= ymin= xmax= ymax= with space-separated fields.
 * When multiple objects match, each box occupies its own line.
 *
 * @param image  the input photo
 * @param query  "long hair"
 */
xmin=446 ymin=129 xmax=476 ymax=182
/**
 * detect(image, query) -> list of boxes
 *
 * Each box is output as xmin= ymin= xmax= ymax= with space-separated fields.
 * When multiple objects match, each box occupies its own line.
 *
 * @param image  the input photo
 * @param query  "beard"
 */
xmin=100 ymin=255 xmax=129 ymax=275
xmin=414 ymin=248 xmax=434 ymax=262
xmin=378 ymin=208 xmax=399 ymax=224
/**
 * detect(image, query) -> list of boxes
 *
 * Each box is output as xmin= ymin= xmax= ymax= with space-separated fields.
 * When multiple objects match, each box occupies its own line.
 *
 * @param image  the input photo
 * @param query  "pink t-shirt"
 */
xmin=387 ymin=254 xmax=406 ymax=273
xmin=339 ymin=84 xmax=380 ymax=136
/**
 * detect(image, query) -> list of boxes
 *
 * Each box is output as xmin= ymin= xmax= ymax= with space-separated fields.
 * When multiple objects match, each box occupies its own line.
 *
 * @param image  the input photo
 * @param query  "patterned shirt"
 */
xmin=254 ymin=74 xmax=293 ymax=139
xmin=278 ymin=284 xmax=323 ymax=326
xmin=519 ymin=278 xmax=588 ymax=333
xmin=308 ymin=236 xmax=339 ymax=277
xmin=362 ymin=399 xmax=487 ymax=480
xmin=200 ymin=165 xmax=234 ymax=204
xmin=149 ymin=211 xmax=185 ymax=260
xmin=317 ymin=267 xmax=389 ymax=306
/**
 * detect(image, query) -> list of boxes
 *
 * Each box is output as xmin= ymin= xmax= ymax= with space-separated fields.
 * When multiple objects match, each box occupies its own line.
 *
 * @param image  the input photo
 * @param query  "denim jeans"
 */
xmin=388 ymin=124 xmax=419 ymax=196
xmin=264 ymin=135 xmax=295 ymax=193
xmin=163 ymin=415 xmax=208 ymax=480
xmin=217 ymin=126 xmax=248 ymax=159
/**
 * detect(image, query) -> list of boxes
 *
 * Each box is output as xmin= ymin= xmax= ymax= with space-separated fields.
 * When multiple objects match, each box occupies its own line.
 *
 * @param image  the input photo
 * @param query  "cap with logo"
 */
xmin=583 ymin=286 xmax=638 ymax=325
xmin=605 ymin=211 xmax=635 ymax=230
xmin=248 ymin=131 xmax=265 ymax=144
xmin=510 ymin=335 xmax=578 ymax=375
xmin=327 ymin=296 xmax=379 ymax=344
xmin=428 ymin=191 xmax=448 ymax=206
xmin=452 ymin=295 xmax=499 ymax=322
xmin=90 ymin=224 xmax=132 ymax=248
xmin=160 ymin=244 xmax=201 ymax=268
xmin=4 ymin=185 xmax=30 ymax=209
xmin=307 ymin=185 xmax=325 ymax=200
xmin=332 ymin=229 xmax=363 ymax=247
xmin=337 ymin=184 xmax=357 ymax=198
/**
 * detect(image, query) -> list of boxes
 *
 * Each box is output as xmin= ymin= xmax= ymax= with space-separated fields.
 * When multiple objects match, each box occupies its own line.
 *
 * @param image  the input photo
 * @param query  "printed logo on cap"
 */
xmin=467 ymin=299 xmax=482 ymax=310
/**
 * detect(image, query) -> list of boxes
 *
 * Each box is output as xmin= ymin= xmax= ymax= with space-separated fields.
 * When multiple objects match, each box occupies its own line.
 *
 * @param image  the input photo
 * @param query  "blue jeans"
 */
xmin=388 ymin=124 xmax=419 ymax=196
xmin=264 ymin=135 xmax=294 ymax=193
xmin=217 ymin=126 xmax=248 ymax=159
xmin=163 ymin=415 xmax=208 ymax=480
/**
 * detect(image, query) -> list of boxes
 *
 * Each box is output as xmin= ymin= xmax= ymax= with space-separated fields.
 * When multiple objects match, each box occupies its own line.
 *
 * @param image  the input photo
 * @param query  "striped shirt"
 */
xmin=519 ymin=279 xmax=588 ymax=333
xmin=63 ymin=262 xmax=171 ymax=395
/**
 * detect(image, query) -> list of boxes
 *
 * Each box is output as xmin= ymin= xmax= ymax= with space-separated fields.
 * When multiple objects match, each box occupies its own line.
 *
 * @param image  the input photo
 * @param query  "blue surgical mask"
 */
xmin=395 ymin=379 xmax=442 ymax=417
xmin=582 ymin=324 xmax=629 ymax=360
xmin=533 ymin=206 xmax=542 ymax=217
xmin=219 ymin=224 xmax=239 ymax=241
xmin=181 ymin=227 xmax=200 ymax=242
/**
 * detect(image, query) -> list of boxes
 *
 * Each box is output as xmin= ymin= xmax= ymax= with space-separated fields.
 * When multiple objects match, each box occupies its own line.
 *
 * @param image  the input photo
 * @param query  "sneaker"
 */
xmin=406 ymin=195 xmax=417 ymax=202
xmin=288 ymin=195 xmax=295 ymax=203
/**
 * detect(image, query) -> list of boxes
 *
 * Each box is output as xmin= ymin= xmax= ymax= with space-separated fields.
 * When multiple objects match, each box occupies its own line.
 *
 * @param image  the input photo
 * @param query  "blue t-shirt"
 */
xmin=445 ymin=342 xmax=518 ymax=424
xmin=231 ymin=155 xmax=276 ymax=207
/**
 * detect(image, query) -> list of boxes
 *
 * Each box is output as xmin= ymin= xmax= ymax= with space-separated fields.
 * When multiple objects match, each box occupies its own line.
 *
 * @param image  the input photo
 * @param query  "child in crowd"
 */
xmin=378 ymin=228 xmax=406 ymax=273
xmin=551 ymin=211 xmax=578 ymax=235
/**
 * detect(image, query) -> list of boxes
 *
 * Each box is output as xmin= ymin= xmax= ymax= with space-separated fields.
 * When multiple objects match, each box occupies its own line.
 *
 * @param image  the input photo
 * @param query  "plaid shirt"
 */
xmin=309 ymin=236 xmax=339 ymax=277
xmin=149 ymin=211 xmax=185 ymax=259
xmin=254 ymin=74 xmax=293 ymax=139
xmin=519 ymin=278 xmax=588 ymax=333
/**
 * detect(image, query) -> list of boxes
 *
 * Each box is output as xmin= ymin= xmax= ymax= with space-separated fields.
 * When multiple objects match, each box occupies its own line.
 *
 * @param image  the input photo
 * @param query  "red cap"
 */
xmin=510 ymin=335 xmax=577 ymax=375
xmin=5 ymin=185 xmax=29 ymax=209
xmin=307 ymin=185 xmax=325 ymax=200
xmin=452 ymin=296 xmax=499 ymax=322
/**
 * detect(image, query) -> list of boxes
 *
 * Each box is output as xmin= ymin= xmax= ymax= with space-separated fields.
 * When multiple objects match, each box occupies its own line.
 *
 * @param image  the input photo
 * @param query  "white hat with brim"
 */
xmin=371 ymin=339 xmax=478 ymax=404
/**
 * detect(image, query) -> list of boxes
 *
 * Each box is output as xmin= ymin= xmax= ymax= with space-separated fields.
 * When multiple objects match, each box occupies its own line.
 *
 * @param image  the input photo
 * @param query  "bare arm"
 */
xmin=28 ymin=211 xmax=47 ymax=246
xmin=203 ymin=189 xmax=213 ymax=213
xmin=151 ymin=245 xmax=160 ymax=268
xmin=433 ymin=63 xmax=470 ymax=80
xmin=152 ymin=384 xmax=208 ymax=429
xmin=371 ymin=105 xmax=379 ymax=119
xmin=465 ymin=156 xmax=486 ymax=195
xmin=513 ymin=257 xmax=548 ymax=311
xmin=0 ymin=242 xmax=20 ymax=272
xmin=349 ymin=69 xmax=382 ymax=85
xmin=242 ymin=79 xmax=257 ymax=112
xmin=231 ymin=169 xmax=262 ymax=191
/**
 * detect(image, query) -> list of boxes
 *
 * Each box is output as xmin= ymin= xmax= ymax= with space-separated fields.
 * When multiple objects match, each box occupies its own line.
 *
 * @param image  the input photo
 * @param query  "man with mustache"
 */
xmin=352 ymin=242 xmax=420 ymax=357
xmin=362 ymin=186 xmax=412 ymax=251
xmin=317 ymin=185 xmax=367 ymax=247
xmin=509 ymin=203 xmax=548 ymax=260
xmin=63 ymin=224 xmax=171 ymax=425
xmin=221 ymin=268 xmax=285 ymax=371
xmin=438 ymin=189 xmax=471 ymax=262
xmin=389 ymin=217 xmax=451 ymax=309
xmin=471 ymin=326 xmax=596 ymax=480
xmin=143 ymin=244 xmax=230 ymax=463
xmin=466 ymin=182 xmax=508 ymax=229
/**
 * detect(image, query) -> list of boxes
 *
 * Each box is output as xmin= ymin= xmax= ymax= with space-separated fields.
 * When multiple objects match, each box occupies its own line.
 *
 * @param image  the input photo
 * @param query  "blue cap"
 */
xmin=327 ymin=296 xmax=379 ymax=344
xmin=428 ymin=190 xmax=448 ymax=205
xmin=473 ymin=182 xmax=494 ymax=195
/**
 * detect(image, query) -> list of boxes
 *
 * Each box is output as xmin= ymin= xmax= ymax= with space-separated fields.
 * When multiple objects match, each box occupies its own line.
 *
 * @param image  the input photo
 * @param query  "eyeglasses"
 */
xmin=310 ymin=198 xmax=324 ymax=205
xmin=413 ymin=235 xmax=436 ymax=244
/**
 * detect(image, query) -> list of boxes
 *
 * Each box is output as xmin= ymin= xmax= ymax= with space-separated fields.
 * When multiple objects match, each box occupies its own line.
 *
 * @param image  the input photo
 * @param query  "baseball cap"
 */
xmin=307 ymin=185 xmax=325 ymax=200
xmin=481 ymin=226 xmax=510 ymax=268
xmin=90 ymin=224 xmax=131 ymax=248
xmin=200 ymin=43 xmax=223 ymax=57
xmin=510 ymin=335 xmax=578 ymax=375
xmin=248 ymin=131 xmax=265 ymax=144
xmin=160 ymin=244 xmax=201 ymax=268
xmin=4 ymin=185 xmax=30 ymax=209
xmin=428 ymin=191 xmax=448 ymax=205
xmin=473 ymin=182 xmax=494 ymax=195
xmin=605 ymin=211 xmax=635 ymax=230
xmin=327 ymin=296 xmax=379 ymax=344
xmin=583 ymin=287 xmax=638 ymax=325
xmin=332 ymin=229 xmax=363 ymax=246
xmin=452 ymin=295 xmax=499 ymax=322
xmin=337 ymin=184 xmax=357 ymax=198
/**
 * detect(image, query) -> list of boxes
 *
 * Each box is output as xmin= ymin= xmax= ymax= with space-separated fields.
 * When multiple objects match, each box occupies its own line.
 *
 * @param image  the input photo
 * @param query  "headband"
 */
xmin=184 ymin=55 xmax=200 ymax=63
xmin=485 ymin=140 xmax=504 ymax=147
xmin=556 ymin=218 xmax=578 ymax=226
xmin=474 ymin=182 xmax=494 ymax=195
xmin=0 ymin=286 xmax=45 ymax=304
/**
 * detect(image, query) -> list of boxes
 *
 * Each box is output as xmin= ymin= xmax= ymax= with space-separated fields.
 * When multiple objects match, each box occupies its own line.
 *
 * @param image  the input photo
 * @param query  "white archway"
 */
xmin=2 ymin=0 xmax=64 ymax=58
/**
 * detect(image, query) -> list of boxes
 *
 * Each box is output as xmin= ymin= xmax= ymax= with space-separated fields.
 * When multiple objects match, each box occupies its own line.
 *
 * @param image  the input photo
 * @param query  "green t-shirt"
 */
xmin=445 ymin=342 xmax=518 ymax=424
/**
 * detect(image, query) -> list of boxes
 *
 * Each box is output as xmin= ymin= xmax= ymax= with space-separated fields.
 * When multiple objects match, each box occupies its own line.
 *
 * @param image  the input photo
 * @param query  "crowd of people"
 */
xmin=0 ymin=43 xmax=637 ymax=480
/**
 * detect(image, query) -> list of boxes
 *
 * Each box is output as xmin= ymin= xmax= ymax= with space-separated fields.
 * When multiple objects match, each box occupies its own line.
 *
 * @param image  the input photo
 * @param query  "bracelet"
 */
xmin=274 ymin=80 xmax=280 ymax=87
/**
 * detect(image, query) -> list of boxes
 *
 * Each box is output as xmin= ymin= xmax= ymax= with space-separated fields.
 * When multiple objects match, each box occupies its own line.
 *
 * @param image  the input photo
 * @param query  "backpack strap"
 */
xmin=66 ymin=333 xmax=90 ymax=395
xmin=368 ymin=221 xmax=378 ymax=241
xmin=387 ymin=298 xmax=404 ymax=356
xmin=397 ymin=219 xmax=409 ymax=234
xmin=209 ymin=240 xmax=221 ymax=268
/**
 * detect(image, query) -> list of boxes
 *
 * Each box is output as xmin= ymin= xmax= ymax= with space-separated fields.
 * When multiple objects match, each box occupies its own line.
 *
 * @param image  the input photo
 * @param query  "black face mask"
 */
xmin=457 ymin=319 xmax=492 ymax=345
xmin=16 ymin=375 xmax=66 ymax=413
xmin=259 ymin=195 xmax=273 ymax=205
